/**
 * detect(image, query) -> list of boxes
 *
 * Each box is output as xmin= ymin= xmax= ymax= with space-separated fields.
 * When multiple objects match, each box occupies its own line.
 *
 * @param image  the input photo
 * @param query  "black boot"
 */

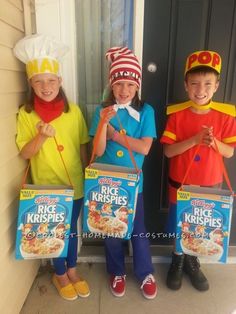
xmin=166 ymin=252 xmax=185 ymax=290
xmin=184 ymin=254 xmax=209 ymax=291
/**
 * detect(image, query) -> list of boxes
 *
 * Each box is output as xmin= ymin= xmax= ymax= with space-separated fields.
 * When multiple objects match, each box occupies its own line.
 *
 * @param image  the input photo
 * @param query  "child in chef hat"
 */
xmin=14 ymin=34 xmax=90 ymax=301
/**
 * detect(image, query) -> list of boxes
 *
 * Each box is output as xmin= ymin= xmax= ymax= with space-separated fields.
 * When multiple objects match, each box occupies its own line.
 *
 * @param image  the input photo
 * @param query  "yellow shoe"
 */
xmin=52 ymin=275 xmax=78 ymax=301
xmin=72 ymin=279 xmax=90 ymax=297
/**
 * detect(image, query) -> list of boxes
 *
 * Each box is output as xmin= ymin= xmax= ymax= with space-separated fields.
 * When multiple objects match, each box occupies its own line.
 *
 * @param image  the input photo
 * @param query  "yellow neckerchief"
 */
xmin=166 ymin=100 xmax=236 ymax=117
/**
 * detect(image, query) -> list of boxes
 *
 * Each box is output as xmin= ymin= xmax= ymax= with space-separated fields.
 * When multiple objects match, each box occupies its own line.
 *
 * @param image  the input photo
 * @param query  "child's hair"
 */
xmin=23 ymin=87 xmax=70 ymax=113
xmin=185 ymin=66 xmax=220 ymax=82
xmin=102 ymin=88 xmax=144 ymax=111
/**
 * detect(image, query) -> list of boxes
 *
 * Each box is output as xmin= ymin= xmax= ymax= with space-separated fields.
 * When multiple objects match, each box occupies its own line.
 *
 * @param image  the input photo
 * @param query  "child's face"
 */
xmin=112 ymin=81 xmax=138 ymax=104
xmin=184 ymin=72 xmax=219 ymax=106
xmin=30 ymin=73 xmax=62 ymax=102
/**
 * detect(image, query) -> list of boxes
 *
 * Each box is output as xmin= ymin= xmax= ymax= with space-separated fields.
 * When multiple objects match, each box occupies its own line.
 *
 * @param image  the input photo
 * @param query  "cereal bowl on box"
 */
xmin=20 ymin=237 xmax=65 ymax=259
xmin=180 ymin=237 xmax=223 ymax=261
xmin=87 ymin=215 xmax=128 ymax=238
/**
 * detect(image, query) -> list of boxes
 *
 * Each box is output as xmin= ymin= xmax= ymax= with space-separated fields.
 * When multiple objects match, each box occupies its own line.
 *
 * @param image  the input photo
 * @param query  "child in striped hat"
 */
xmin=89 ymin=46 xmax=158 ymax=299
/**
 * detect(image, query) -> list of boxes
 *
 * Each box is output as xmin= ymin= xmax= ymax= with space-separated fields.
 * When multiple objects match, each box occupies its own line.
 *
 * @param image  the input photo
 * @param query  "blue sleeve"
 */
xmin=140 ymin=104 xmax=157 ymax=138
xmin=89 ymin=106 xmax=102 ymax=137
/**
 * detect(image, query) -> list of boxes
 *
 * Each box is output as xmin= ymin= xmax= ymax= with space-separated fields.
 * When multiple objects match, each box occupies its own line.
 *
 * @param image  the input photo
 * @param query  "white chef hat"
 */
xmin=13 ymin=34 xmax=69 ymax=79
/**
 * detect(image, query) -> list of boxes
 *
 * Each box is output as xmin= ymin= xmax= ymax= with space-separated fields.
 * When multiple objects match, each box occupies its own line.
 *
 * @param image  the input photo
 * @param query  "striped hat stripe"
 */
xmin=106 ymin=46 xmax=142 ymax=87
xmin=112 ymin=56 xmax=140 ymax=67
xmin=106 ymin=47 xmax=131 ymax=61
xmin=111 ymin=60 xmax=141 ymax=70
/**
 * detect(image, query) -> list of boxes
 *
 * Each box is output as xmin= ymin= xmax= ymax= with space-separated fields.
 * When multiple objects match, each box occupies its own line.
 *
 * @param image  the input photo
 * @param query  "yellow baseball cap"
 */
xmin=185 ymin=50 xmax=221 ymax=75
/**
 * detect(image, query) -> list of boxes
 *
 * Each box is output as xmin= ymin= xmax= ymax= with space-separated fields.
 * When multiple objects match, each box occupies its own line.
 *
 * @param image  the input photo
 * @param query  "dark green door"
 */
xmin=141 ymin=0 xmax=236 ymax=244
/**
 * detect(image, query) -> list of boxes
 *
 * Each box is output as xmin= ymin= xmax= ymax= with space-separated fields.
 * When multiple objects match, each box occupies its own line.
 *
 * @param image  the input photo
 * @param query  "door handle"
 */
xmin=147 ymin=62 xmax=157 ymax=73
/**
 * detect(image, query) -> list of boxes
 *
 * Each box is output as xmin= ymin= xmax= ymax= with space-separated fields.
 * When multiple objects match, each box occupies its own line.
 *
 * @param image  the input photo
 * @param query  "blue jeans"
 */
xmin=104 ymin=193 xmax=154 ymax=281
xmin=53 ymin=198 xmax=83 ymax=275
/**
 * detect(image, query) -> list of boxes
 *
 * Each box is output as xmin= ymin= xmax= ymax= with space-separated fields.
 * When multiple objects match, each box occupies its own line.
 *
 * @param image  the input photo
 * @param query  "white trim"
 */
xmin=58 ymin=0 xmax=78 ymax=103
xmin=34 ymin=0 xmax=81 ymax=251
xmin=133 ymin=0 xmax=144 ymax=95
xmin=127 ymin=0 xmax=145 ymax=252
xmin=23 ymin=0 xmax=32 ymax=35
xmin=34 ymin=0 xmax=78 ymax=103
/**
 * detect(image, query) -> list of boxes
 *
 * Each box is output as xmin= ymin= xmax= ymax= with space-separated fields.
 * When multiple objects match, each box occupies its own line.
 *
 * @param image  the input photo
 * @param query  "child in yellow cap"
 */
xmin=160 ymin=50 xmax=236 ymax=291
xmin=14 ymin=34 xmax=90 ymax=301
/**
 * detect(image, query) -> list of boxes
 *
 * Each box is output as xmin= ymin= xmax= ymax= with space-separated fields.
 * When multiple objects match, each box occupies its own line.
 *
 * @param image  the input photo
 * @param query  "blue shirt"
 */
xmin=89 ymin=103 xmax=157 ymax=192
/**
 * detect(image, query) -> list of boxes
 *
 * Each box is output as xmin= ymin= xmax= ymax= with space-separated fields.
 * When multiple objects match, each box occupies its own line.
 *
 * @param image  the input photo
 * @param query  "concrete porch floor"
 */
xmin=20 ymin=250 xmax=236 ymax=314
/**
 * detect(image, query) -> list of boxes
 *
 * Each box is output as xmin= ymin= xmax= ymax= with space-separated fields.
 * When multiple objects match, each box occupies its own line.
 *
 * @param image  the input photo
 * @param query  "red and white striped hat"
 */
xmin=106 ymin=46 xmax=142 ymax=88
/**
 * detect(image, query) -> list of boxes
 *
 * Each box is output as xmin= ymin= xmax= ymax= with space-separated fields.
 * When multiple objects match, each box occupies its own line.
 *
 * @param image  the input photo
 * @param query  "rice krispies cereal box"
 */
xmin=83 ymin=163 xmax=139 ymax=240
xmin=176 ymin=186 xmax=233 ymax=263
xmin=15 ymin=184 xmax=74 ymax=260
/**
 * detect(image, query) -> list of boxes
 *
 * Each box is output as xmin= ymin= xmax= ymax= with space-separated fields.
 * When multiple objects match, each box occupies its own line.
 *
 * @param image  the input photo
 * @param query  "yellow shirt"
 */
xmin=16 ymin=103 xmax=90 ymax=199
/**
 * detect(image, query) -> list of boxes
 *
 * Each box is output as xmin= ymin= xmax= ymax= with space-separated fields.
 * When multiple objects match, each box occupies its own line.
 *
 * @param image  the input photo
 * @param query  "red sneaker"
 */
xmin=140 ymin=274 xmax=157 ymax=299
xmin=110 ymin=275 xmax=126 ymax=297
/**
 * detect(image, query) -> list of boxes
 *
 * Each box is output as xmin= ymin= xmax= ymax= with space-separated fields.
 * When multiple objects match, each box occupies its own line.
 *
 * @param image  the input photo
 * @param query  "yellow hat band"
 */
xmin=26 ymin=58 xmax=60 ymax=79
xmin=185 ymin=50 xmax=221 ymax=75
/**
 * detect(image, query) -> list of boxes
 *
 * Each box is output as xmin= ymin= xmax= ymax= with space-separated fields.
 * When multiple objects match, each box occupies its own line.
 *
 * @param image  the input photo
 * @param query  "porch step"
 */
xmin=78 ymin=245 xmax=236 ymax=264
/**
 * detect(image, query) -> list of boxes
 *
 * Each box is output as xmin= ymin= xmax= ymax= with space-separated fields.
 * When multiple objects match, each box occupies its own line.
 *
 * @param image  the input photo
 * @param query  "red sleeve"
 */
xmin=221 ymin=115 xmax=236 ymax=147
xmin=160 ymin=114 xmax=177 ymax=144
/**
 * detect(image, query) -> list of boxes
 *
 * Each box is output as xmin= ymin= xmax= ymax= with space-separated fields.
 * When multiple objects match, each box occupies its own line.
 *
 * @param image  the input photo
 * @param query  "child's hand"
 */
xmin=100 ymin=106 xmax=116 ymax=124
xmin=195 ymin=125 xmax=214 ymax=146
xmin=36 ymin=121 xmax=56 ymax=137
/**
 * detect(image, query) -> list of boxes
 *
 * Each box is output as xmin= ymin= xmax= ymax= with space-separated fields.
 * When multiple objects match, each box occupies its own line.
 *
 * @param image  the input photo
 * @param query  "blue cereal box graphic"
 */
xmin=176 ymin=186 xmax=233 ymax=263
xmin=83 ymin=163 xmax=139 ymax=239
xmin=15 ymin=185 xmax=74 ymax=260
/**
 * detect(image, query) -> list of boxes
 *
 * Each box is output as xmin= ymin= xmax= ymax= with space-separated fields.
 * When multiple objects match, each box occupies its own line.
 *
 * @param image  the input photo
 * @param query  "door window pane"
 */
xmin=75 ymin=0 xmax=133 ymax=123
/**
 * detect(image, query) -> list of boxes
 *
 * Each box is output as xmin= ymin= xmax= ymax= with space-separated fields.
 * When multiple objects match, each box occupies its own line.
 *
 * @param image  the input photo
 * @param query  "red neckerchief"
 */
xmin=34 ymin=94 xmax=65 ymax=123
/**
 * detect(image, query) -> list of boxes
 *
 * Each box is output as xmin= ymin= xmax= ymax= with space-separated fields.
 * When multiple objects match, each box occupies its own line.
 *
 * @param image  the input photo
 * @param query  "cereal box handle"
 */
xmin=180 ymin=138 xmax=233 ymax=194
xmin=213 ymin=138 xmax=233 ymax=194
xmin=180 ymin=142 xmax=201 ymax=189
xmin=115 ymin=112 xmax=140 ymax=173
xmin=53 ymin=136 xmax=74 ymax=187
xmin=89 ymin=108 xmax=140 ymax=174
xmin=89 ymin=114 xmax=107 ymax=166
xmin=21 ymin=134 xmax=74 ymax=188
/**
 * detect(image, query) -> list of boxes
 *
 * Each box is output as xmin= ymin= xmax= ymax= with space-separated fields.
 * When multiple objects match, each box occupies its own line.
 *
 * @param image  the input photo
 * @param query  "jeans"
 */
xmin=104 ymin=193 xmax=154 ymax=281
xmin=53 ymin=198 xmax=83 ymax=275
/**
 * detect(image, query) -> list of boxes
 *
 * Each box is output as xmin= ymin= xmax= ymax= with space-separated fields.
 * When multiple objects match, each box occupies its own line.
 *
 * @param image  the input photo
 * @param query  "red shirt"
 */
xmin=160 ymin=106 xmax=236 ymax=186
